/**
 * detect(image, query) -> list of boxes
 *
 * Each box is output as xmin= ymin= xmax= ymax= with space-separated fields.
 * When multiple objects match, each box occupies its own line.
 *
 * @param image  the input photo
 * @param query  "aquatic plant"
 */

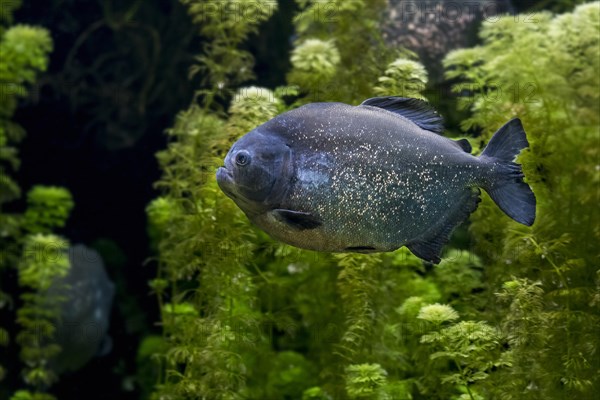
xmin=0 ymin=2 xmax=52 ymax=206
xmin=288 ymin=39 xmax=341 ymax=89
xmin=344 ymin=363 xmax=387 ymax=399
xmin=373 ymin=58 xmax=428 ymax=100
xmin=0 ymin=0 xmax=53 ymax=392
xmin=8 ymin=188 xmax=73 ymax=400
xmin=289 ymin=0 xmax=396 ymax=104
xmin=16 ymin=234 xmax=70 ymax=390
xmin=146 ymin=1 xmax=599 ymax=399
xmin=444 ymin=2 xmax=600 ymax=398
xmin=0 ymin=2 xmax=78 ymax=399
xmin=182 ymin=0 xmax=278 ymax=107
xmin=145 ymin=2 xmax=280 ymax=398
xmin=22 ymin=186 xmax=74 ymax=234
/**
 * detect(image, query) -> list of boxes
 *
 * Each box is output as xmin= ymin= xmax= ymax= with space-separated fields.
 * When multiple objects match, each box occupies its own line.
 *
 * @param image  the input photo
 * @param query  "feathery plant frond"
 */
xmin=16 ymin=235 xmax=70 ymax=395
xmin=148 ymin=4 xmax=279 ymax=393
xmin=226 ymin=86 xmax=280 ymax=137
xmin=289 ymin=0 xmax=396 ymax=104
xmin=181 ymin=0 xmax=277 ymax=107
xmin=417 ymin=303 xmax=459 ymax=325
xmin=344 ymin=363 xmax=388 ymax=399
xmin=444 ymin=3 xmax=600 ymax=398
xmin=22 ymin=187 xmax=74 ymax=234
xmin=0 ymin=18 xmax=52 ymax=205
xmin=0 ymin=4 xmax=68 ymax=399
xmin=9 ymin=390 xmax=57 ymax=400
xmin=335 ymin=253 xmax=380 ymax=362
xmin=288 ymin=39 xmax=341 ymax=89
xmin=374 ymin=58 xmax=429 ymax=99
xmin=418 ymin=303 xmax=504 ymax=400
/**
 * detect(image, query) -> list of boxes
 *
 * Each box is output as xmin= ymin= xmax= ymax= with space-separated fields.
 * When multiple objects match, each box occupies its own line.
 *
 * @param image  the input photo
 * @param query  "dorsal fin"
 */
xmin=360 ymin=97 xmax=444 ymax=134
xmin=455 ymin=138 xmax=472 ymax=153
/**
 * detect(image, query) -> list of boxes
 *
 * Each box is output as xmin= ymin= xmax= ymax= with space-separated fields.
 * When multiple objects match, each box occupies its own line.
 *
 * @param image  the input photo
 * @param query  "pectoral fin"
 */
xmin=273 ymin=209 xmax=322 ymax=230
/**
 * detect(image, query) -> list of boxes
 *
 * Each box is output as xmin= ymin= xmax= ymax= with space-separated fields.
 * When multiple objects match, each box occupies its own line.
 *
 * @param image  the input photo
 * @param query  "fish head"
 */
xmin=217 ymin=129 xmax=292 ymax=212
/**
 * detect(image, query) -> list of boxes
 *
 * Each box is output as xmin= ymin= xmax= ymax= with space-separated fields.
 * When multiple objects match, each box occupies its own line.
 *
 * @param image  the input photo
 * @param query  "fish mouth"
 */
xmin=216 ymin=166 xmax=232 ymax=181
xmin=216 ymin=167 xmax=237 ymax=199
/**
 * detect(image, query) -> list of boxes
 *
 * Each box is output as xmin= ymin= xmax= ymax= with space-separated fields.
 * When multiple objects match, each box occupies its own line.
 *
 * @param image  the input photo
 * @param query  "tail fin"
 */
xmin=480 ymin=118 xmax=536 ymax=226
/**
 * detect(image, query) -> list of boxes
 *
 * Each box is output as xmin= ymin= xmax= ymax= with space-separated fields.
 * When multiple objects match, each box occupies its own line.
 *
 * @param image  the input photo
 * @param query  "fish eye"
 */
xmin=235 ymin=151 xmax=251 ymax=166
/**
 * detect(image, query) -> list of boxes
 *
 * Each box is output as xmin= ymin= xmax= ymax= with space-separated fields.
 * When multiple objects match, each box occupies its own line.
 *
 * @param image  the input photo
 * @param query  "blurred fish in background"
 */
xmin=47 ymin=245 xmax=115 ymax=374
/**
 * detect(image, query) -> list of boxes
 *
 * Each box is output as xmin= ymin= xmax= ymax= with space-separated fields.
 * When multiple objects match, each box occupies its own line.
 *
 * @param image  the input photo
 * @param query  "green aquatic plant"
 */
xmin=0 ymin=3 xmax=78 ymax=399
xmin=374 ymin=58 xmax=428 ymax=100
xmin=420 ymin=319 xmax=503 ymax=399
xmin=265 ymin=351 xmax=318 ymax=398
xmin=335 ymin=253 xmax=381 ymax=363
xmin=289 ymin=0 xmax=396 ymax=103
xmin=22 ymin=186 xmax=74 ymax=234
xmin=150 ymin=108 xmax=262 ymax=398
xmin=302 ymin=386 xmax=333 ymax=400
xmin=146 ymin=4 xmax=280 ymax=393
xmin=147 ymin=2 xmax=598 ymax=399
xmin=417 ymin=303 xmax=459 ymax=325
xmin=227 ymin=86 xmax=280 ymax=137
xmin=444 ymin=2 xmax=600 ymax=398
xmin=10 ymin=190 xmax=73 ymax=400
xmin=9 ymin=390 xmax=56 ymax=400
xmin=344 ymin=363 xmax=387 ymax=399
xmin=147 ymin=1 xmax=429 ymax=398
xmin=181 ymin=0 xmax=278 ymax=107
xmin=0 ymin=0 xmax=39 ymax=389
xmin=15 ymin=235 xmax=70 ymax=390
xmin=288 ymin=39 xmax=341 ymax=89
xmin=0 ymin=0 xmax=53 ymax=249
xmin=0 ymin=3 xmax=52 ymax=206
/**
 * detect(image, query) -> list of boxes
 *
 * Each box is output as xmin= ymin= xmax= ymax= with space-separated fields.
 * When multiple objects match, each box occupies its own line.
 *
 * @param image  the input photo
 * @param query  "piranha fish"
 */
xmin=48 ymin=244 xmax=115 ymax=373
xmin=216 ymin=97 xmax=536 ymax=263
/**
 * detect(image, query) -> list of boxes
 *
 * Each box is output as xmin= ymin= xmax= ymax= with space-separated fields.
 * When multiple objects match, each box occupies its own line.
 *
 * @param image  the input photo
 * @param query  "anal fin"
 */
xmin=407 ymin=188 xmax=481 ymax=264
xmin=407 ymin=241 xmax=444 ymax=264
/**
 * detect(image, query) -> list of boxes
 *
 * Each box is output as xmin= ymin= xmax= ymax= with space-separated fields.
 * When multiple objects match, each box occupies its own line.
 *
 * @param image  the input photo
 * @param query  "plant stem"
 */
xmin=453 ymin=360 xmax=475 ymax=400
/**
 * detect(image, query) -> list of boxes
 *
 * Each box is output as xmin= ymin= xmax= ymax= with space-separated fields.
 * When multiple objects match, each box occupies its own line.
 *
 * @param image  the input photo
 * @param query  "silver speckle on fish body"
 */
xmin=217 ymin=97 xmax=536 ymax=263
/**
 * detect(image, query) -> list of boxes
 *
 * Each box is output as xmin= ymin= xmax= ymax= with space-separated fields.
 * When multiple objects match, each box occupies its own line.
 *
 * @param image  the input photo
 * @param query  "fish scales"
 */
xmin=217 ymin=97 xmax=536 ymax=263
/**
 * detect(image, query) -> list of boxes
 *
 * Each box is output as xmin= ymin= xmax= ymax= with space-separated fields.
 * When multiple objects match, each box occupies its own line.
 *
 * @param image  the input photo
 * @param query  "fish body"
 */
xmin=48 ymin=244 xmax=115 ymax=373
xmin=217 ymin=97 xmax=535 ymax=263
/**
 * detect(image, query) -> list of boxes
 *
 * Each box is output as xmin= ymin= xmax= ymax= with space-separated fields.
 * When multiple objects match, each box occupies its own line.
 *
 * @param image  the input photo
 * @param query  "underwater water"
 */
xmin=1 ymin=1 xmax=598 ymax=399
